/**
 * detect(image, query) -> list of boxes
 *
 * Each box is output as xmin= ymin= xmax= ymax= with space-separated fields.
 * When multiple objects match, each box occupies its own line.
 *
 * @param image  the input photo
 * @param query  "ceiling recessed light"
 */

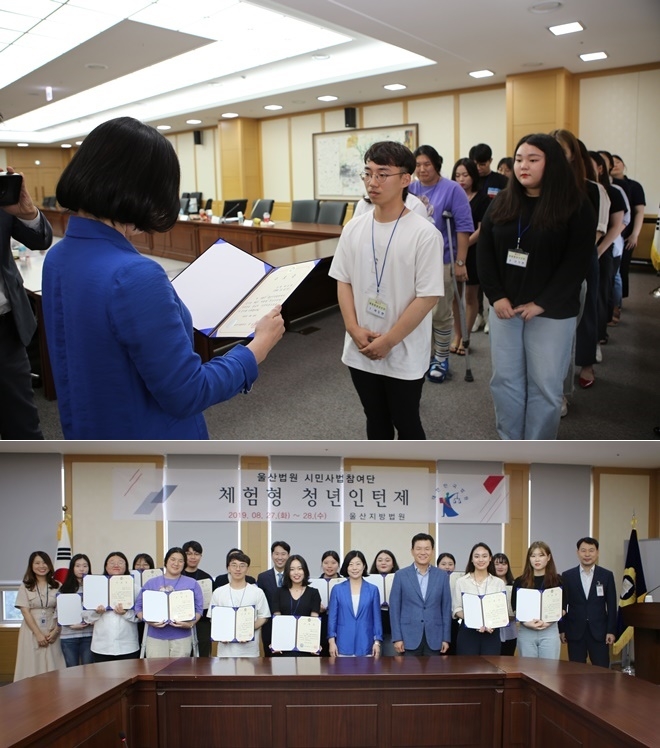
xmin=156 ymin=125 xmax=171 ymax=130
xmin=35 ymin=160 xmax=41 ymax=165
xmin=75 ymin=141 xmax=83 ymax=145
xmin=529 ymin=2 xmax=562 ymax=14
xmin=313 ymin=54 xmax=330 ymax=61
xmin=318 ymin=95 xmax=338 ymax=102
xmin=383 ymin=83 xmax=406 ymax=91
xmin=549 ymin=21 xmax=584 ymax=35
xmin=186 ymin=119 xmax=202 ymax=125
xmin=580 ymin=51 xmax=608 ymax=61
xmin=17 ymin=143 xmax=29 ymax=147
xmin=221 ymin=112 xmax=239 ymax=118
xmin=61 ymin=144 xmax=72 ymax=149
xmin=469 ymin=69 xmax=495 ymax=78
xmin=264 ymin=104 xmax=283 ymax=111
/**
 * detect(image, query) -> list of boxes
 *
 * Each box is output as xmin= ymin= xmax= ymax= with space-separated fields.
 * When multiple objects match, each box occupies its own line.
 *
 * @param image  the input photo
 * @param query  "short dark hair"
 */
xmin=465 ymin=542 xmax=496 ymax=575
xmin=436 ymin=552 xmax=455 ymax=567
xmin=183 ymin=540 xmax=203 ymax=555
xmin=339 ymin=550 xmax=369 ymax=577
xmin=282 ymin=554 xmax=311 ymax=588
xmin=365 ymin=140 xmax=416 ymax=173
xmin=469 ymin=143 xmax=493 ymax=163
xmin=411 ymin=532 xmax=435 ymax=549
xmin=577 ymin=536 xmax=599 ymax=550
xmin=228 ymin=551 xmax=251 ymax=567
xmin=103 ymin=551 xmax=131 ymax=576
xmin=492 ymin=553 xmax=514 ymax=584
xmin=369 ymin=549 xmax=400 ymax=574
xmin=589 ymin=151 xmax=610 ymax=190
xmin=164 ymin=546 xmax=185 ymax=565
xmin=413 ymin=144 xmax=443 ymax=174
xmin=497 ymin=157 xmax=513 ymax=171
xmin=132 ymin=553 xmax=155 ymax=570
xmin=225 ymin=548 xmax=242 ymax=566
xmin=56 ymin=116 xmax=180 ymax=233
xmin=451 ymin=157 xmax=480 ymax=188
xmin=271 ymin=540 xmax=291 ymax=554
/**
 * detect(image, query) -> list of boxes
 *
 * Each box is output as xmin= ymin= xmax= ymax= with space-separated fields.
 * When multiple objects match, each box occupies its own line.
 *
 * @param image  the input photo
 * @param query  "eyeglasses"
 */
xmin=359 ymin=171 xmax=407 ymax=183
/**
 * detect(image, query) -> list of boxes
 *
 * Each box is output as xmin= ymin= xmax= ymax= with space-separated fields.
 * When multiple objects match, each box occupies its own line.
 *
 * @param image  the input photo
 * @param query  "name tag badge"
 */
xmin=506 ymin=250 xmax=528 ymax=268
xmin=366 ymin=297 xmax=387 ymax=319
xmin=596 ymin=582 xmax=604 ymax=597
xmin=487 ymin=187 xmax=500 ymax=199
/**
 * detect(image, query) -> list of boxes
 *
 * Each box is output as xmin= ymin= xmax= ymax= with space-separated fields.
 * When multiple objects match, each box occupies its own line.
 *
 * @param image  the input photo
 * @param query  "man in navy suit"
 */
xmin=389 ymin=533 xmax=451 ymax=655
xmin=0 ymin=166 xmax=52 ymax=438
xmin=560 ymin=537 xmax=617 ymax=668
xmin=256 ymin=540 xmax=290 ymax=656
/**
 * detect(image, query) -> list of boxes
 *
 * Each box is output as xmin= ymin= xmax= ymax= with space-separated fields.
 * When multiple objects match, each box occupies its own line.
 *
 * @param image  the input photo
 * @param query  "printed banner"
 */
xmin=435 ymin=475 xmax=509 ymax=524
xmin=263 ymin=469 xmax=343 ymax=522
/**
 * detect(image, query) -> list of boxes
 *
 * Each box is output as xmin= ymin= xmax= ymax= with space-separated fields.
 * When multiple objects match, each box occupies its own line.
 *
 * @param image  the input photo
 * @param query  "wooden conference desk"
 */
xmin=41 ymin=209 xmax=343 ymax=261
xmin=1 ymin=657 xmax=657 ymax=748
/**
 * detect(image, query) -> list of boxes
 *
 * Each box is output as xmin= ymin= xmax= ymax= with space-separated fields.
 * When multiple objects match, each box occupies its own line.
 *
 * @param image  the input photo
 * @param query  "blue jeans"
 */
xmin=516 ymin=622 xmax=560 ymax=659
xmin=61 ymin=636 xmax=94 ymax=667
xmin=488 ymin=313 xmax=576 ymax=439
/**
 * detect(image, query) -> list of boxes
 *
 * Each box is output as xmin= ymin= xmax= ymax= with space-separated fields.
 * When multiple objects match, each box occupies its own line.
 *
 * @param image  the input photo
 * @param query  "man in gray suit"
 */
xmin=389 ymin=532 xmax=451 ymax=655
xmin=0 ymin=166 xmax=52 ymax=438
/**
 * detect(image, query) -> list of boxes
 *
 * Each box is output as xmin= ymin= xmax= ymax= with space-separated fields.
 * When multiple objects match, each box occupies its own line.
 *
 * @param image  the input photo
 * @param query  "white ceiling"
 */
xmin=0 ymin=0 xmax=658 ymax=146
xmin=1 ymin=440 xmax=658 ymax=468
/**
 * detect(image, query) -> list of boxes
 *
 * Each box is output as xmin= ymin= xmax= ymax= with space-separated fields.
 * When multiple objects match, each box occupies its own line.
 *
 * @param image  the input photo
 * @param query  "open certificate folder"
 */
xmin=271 ymin=615 xmax=321 ymax=654
xmin=308 ymin=578 xmax=345 ymax=609
xmin=462 ymin=591 xmax=509 ymax=629
xmin=57 ymin=593 xmax=83 ymax=625
xmin=130 ymin=568 xmax=164 ymax=597
xmin=171 ymin=240 xmax=318 ymax=338
xmin=211 ymin=606 xmax=255 ymax=642
xmin=82 ymin=575 xmax=135 ymax=610
xmin=142 ymin=589 xmax=195 ymax=623
xmin=365 ymin=574 xmax=395 ymax=608
xmin=515 ymin=587 xmax=563 ymax=623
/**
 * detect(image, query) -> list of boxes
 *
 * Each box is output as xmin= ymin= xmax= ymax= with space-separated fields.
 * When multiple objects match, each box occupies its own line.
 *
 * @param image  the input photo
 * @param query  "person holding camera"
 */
xmin=0 ymin=165 xmax=52 ymax=438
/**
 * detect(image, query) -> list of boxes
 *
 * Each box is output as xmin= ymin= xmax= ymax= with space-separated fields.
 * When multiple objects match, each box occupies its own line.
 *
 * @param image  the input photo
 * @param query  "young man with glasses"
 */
xmin=329 ymin=141 xmax=443 ymax=439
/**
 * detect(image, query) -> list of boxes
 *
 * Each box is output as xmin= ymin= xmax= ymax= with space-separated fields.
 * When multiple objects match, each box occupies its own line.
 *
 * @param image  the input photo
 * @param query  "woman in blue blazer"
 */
xmin=328 ymin=551 xmax=382 ymax=657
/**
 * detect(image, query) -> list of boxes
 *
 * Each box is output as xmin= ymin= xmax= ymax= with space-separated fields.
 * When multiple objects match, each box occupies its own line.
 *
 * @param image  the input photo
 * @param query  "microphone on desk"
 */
xmin=220 ymin=203 xmax=241 ymax=222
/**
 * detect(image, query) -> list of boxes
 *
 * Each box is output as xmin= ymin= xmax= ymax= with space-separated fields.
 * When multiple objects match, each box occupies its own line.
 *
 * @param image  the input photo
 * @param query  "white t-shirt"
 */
xmin=352 ymin=193 xmax=429 ymax=220
xmin=208 ymin=583 xmax=270 ymax=657
xmin=329 ymin=210 xmax=444 ymax=380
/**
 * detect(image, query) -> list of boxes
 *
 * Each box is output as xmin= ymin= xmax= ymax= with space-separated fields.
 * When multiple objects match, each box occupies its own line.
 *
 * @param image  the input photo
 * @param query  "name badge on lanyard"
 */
xmin=367 ymin=297 xmax=387 ymax=318
xmin=506 ymin=249 xmax=528 ymax=267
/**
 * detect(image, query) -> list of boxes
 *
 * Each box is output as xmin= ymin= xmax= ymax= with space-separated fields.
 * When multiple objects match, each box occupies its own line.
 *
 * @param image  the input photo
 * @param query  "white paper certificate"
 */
xmin=516 ymin=587 xmax=562 ymax=623
xmin=235 ymin=605 xmax=255 ymax=642
xmin=271 ymin=615 xmax=297 ymax=651
xmin=82 ymin=575 xmax=109 ymax=610
xmin=57 ymin=594 xmax=83 ymax=625
xmin=109 ymin=575 xmax=135 ymax=609
xmin=462 ymin=591 xmax=509 ymax=629
xmin=295 ymin=616 xmax=321 ymax=653
xmin=169 ymin=589 xmax=195 ymax=622
xmin=198 ymin=579 xmax=213 ymax=609
xmin=365 ymin=574 xmax=395 ymax=607
xmin=211 ymin=606 xmax=255 ymax=642
xmin=309 ymin=578 xmax=344 ymax=608
xmin=142 ymin=590 xmax=169 ymax=623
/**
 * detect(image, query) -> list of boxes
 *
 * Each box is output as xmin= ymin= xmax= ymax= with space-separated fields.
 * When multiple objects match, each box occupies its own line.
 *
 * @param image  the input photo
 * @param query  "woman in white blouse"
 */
xmin=452 ymin=542 xmax=505 ymax=655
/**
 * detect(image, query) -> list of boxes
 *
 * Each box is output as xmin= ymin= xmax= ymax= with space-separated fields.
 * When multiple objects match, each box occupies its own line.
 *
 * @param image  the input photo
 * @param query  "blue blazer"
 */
xmin=327 ymin=580 xmax=382 ymax=656
xmin=560 ymin=565 xmax=617 ymax=642
xmin=389 ymin=564 xmax=451 ymax=650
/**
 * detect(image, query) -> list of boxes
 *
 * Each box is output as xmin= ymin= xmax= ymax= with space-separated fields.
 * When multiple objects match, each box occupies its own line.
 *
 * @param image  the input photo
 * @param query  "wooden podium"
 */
xmin=621 ymin=601 xmax=660 ymax=684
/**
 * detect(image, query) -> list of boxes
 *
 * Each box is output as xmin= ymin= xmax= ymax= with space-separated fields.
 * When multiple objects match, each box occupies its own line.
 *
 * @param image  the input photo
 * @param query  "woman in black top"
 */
xmin=271 ymin=555 xmax=321 ymax=656
xmin=368 ymin=549 xmax=400 ymax=655
xmin=477 ymin=133 xmax=596 ymax=440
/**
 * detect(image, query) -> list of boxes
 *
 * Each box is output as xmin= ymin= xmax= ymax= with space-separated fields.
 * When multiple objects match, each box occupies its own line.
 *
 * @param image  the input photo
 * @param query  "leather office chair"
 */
xmin=181 ymin=192 xmax=190 ymax=198
xmin=179 ymin=197 xmax=190 ymax=214
xmin=290 ymin=199 xmax=320 ymax=223
xmin=317 ymin=201 xmax=347 ymax=225
xmin=250 ymin=199 xmax=275 ymax=220
xmin=204 ymin=198 xmax=213 ymax=211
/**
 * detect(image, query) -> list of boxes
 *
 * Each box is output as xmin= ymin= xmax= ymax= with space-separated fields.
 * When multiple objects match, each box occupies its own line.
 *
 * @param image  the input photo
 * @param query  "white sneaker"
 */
xmin=561 ymin=397 xmax=568 ymax=418
xmin=471 ymin=313 xmax=484 ymax=333
xmin=595 ymin=344 xmax=602 ymax=363
xmin=484 ymin=320 xmax=489 ymax=334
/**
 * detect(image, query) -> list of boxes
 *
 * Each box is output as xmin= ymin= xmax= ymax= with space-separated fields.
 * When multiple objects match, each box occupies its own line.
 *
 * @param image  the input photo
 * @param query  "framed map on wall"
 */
xmin=313 ymin=124 xmax=418 ymax=201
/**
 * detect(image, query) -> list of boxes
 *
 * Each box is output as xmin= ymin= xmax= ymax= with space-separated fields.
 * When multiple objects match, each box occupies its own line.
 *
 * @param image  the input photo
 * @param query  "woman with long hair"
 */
xmin=14 ymin=551 xmax=65 ymax=680
xmin=368 ymin=549 xmax=400 ymax=655
xmin=477 ymin=133 xmax=596 ymax=439
xmin=58 ymin=553 xmax=94 ymax=667
xmin=271 ymin=555 xmax=322 ymax=656
xmin=493 ymin=552 xmax=517 ymax=656
xmin=318 ymin=550 xmax=342 ymax=655
xmin=328 ymin=551 xmax=382 ymax=657
xmin=452 ymin=543 xmax=505 ymax=655
xmin=511 ymin=541 xmax=564 ymax=659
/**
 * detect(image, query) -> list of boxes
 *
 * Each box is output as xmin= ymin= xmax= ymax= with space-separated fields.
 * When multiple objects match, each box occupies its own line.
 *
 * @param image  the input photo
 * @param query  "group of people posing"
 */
xmin=13 ymin=534 xmax=617 ymax=681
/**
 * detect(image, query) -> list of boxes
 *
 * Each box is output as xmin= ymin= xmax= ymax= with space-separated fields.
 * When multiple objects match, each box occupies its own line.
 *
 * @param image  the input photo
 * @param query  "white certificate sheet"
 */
xmin=141 ymin=569 xmax=163 ymax=583
xmin=142 ymin=590 xmax=169 ymax=623
xmin=365 ymin=574 xmax=395 ymax=607
xmin=295 ymin=616 xmax=321 ymax=653
xmin=462 ymin=591 xmax=509 ymax=629
xmin=109 ymin=575 xmax=135 ymax=609
xmin=211 ymin=606 xmax=255 ymax=642
xmin=198 ymin=579 xmax=213 ymax=609
xmin=169 ymin=589 xmax=195 ymax=622
xmin=271 ymin=615 xmax=297 ymax=651
xmin=57 ymin=594 xmax=83 ymax=625
xmin=82 ymin=575 xmax=109 ymax=610
xmin=516 ymin=587 xmax=563 ymax=623
xmin=235 ymin=606 xmax=255 ymax=642
xmin=308 ymin=578 xmax=344 ymax=608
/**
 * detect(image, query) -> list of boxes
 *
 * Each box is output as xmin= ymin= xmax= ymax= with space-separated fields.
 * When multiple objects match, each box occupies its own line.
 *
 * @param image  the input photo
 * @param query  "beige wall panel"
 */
xmin=512 ymin=75 xmax=557 ymax=125
xmin=362 ymin=102 xmax=404 ymax=129
xmin=261 ymin=118 xmax=291 ymax=202
xmin=71 ymin=462 xmax=160 ymax=575
xmin=291 ymin=113 xmax=323 ymax=200
xmin=350 ymin=523 xmax=427 ymax=572
xmin=194 ymin=130 xmax=218 ymax=205
xmin=597 ymin=473 xmax=650 ymax=585
xmin=408 ymin=96 xmax=454 ymax=165
xmin=635 ymin=69 xmax=660 ymax=212
xmin=172 ymin=133 xmax=196 ymax=196
xmin=325 ymin=108 xmax=349 ymax=131
xmin=459 ymin=89 xmax=507 ymax=162
xmin=0 ymin=148 xmax=6 ymax=167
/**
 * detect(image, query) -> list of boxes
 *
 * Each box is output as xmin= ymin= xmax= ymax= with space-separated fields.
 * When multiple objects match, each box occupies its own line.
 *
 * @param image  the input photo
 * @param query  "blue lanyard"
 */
xmin=516 ymin=217 xmax=531 ymax=249
xmin=372 ymin=206 xmax=406 ymax=295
